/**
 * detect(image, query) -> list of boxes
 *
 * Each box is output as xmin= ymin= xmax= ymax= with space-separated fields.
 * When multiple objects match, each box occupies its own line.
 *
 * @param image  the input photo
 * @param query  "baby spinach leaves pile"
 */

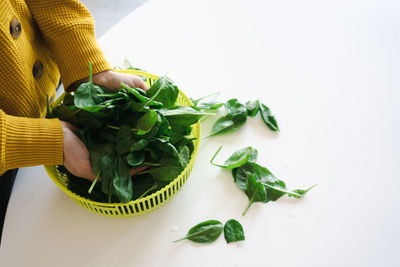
xmin=190 ymin=94 xmax=279 ymax=137
xmin=49 ymin=63 xmax=212 ymax=203
xmin=211 ymin=146 xmax=317 ymax=215
xmin=174 ymin=219 xmax=245 ymax=244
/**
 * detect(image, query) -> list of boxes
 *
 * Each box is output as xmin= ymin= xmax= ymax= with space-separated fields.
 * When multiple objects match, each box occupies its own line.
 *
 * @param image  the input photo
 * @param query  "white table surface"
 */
xmin=1 ymin=0 xmax=399 ymax=266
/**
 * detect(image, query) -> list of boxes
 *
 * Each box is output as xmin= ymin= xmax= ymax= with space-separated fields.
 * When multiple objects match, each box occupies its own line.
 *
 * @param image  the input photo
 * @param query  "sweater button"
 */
xmin=33 ymin=60 xmax=44 ymax=79
xmin=10 ymin=19 xmax=22 ymax=39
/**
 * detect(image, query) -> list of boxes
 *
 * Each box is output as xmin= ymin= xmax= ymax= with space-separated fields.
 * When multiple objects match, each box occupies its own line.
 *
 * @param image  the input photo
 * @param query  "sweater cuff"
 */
xmin=1 ymin=114 xmax=63 ymax=173
xmin=49 ymin=27 xmax=112 ymax=90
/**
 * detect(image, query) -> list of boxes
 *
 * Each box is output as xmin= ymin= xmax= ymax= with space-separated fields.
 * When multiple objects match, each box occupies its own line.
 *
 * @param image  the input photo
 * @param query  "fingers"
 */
xmin=123 ymin=75 xmax=148 ymax=91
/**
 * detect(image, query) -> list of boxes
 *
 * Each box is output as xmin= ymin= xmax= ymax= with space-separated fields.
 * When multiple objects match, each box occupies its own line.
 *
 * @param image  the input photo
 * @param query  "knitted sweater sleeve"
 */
xmin=25 ymin=0 xmax=112 ymax=90
xmin=0 ymin=111 xmax=64 ymax=174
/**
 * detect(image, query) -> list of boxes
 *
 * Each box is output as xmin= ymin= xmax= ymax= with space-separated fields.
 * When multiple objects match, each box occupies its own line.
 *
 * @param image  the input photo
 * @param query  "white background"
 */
xmin=1 ymin=0 xmax=399 ymax=266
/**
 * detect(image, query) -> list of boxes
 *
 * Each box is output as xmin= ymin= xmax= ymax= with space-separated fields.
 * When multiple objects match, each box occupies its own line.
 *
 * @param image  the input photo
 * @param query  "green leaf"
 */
xmin=206 ymin=113 xmax=247 ymax=137
xmin=113 ymin=157 xmax=133 ymax=203
xmin=206 ymin=99 xmax=248 ymax=137
xmin=135 ymin=110 xmax=158 ymax=135
xmin=210 ymin=146 xmax=258 ymax=170
xmin=120 ymin=82 xmax=162 ymax=107
xmin=74 ymin=62 xmax=107 ymax=112
xmin=159 ymin=106 xmax=214 ymax=127
xmin=126 ymin=151 xmax=145 ymax=167
xmin=142 ymin=158 xmax=184 ymax=182
xmin=115 ymin=125 xmax=136 ymax=155
xmin=89 ymin=143 xmax=115 ymax=175
xmin=190 ymin=92 xmax=220 ymax=106
xmin=178 ymin=145 xmax=190 ymax=166
xmin=223 ymin=219 xmax=245 ymax=243
xmin=150 ymin=138 xmax=179 ymax=159
xmin=259 ymin=102 xmax=279 ymax=132
xmin=289 ymin=184 xmax=318 ymax=198
xmin=98 ymin=155 xmax=114 ymax=196
xmin=147 ymin=76 xmax=179 ymax=108
xmin=245 ymin=100 xmax=260 ymax=117
xmin=196 ymin=101 xmax=224 ymax=110
xmin=131 ymin=174 xmax=158 ymax=200
xmin=234 ymin=162 xmax=313 ymax=202
xmin=130 ymin=139 xmax=149 ymax=152
xmin=174 ymin=220 xmax=223 ymax=243
xmin=242 ymin=173 xmax=268 ymax=215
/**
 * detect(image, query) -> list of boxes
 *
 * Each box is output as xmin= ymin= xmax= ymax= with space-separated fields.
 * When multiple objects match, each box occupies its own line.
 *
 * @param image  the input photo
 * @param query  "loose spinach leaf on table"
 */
xmin=242 ymin=173 xmax=268 ymax=215
xmin=245 ymin=100 xmax=260 ymax=117
xmin=174 ymin=220 xmax=223 ymax=244
xmin=210 ymin=146 xmax=258 ymax=170
xmin=223 ymin=219 xmax=245 ymax=243
xmin=211 ymin=146 xmax=316 ymax=215
xmin=259 ymin=102 xmax=279 ymax=132
xmin=205 ymin=99 xmax=248 ymax=137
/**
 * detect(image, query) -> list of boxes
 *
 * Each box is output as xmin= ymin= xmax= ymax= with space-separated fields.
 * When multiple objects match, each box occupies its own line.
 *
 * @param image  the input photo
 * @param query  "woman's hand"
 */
xmin=92 ymin=70 xmax=148 ymax=92
xmin=68 ymin=70 xmax=148 ymax=92
xmin=61 ymin=121 xmax=149 ymax=181
xmin=61 ymin=121 xmax=96 ymax=180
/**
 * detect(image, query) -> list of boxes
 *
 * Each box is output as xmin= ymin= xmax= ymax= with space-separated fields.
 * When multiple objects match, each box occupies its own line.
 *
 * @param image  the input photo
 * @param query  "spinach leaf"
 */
xmin=196 ymin=101 xmax=224 ymax=110
xmin=142 ymin=158 xmax=184 ymax=182
xmin=151 ymin=138 xmax=179 ymax=159
xmin=115 ymin=125 xmax=136 ymax=155
xmin=206 ymin=99 xmax=248 ymax=137
xmin=178 ymin=145 xmax=190 ymax=166
xmin=127 ymin=151 xmax=145 ymax=167
xmin=131 ymin=174 xmax=158 ymax=200
xmin=159 ymin=106 xmax=214 ymax=127
xmin=234 ymin=162 xmax=316 ymax=203
xmin=113 ymin=157 xmax=133 ymax=203
xmin=120 ymin=82 xmax=163 ymax=107
xmin=130 ymin=139 xmax=149 ymax=152
xmin=223 ymin=219 xmax=245 ymax=243
xmin=135 ymin=110 xmax=158 ymax=135
xmin=174 ymin=220 xmax=223 ymax=244
xmin=74 ymin=62 xmax=107 ymax=112
xmin=242 ymin=173 xmax=268 ymax=215
xmin=210 ymin=146 xmax=258 ymax=170
xmin=99 ymin=155 xmax=115 ymax=197
xmin=259 ymin=102 xmax=279 ymax=132
xmin=289 ymin=184 xmax=318 ymax=198
xmin=245 ymin=100 xmax=260 ymax=117
xmin=206 ymin=113 xmax=247 ymax=137
xmin=147 ymin=76 xmax=179 ymax=108
xmin=89 ymin=143 xmax=115 ymax=175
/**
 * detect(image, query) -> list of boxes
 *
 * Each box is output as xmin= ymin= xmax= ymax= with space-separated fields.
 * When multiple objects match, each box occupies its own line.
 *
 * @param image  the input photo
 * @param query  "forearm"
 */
xmin=0 ymin=110 xmax=63 ymax=175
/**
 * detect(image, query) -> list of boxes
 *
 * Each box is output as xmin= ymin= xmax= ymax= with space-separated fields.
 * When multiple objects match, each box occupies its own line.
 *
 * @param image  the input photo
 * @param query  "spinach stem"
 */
xmin=137 ymin=182 xmax=158 ymax=199
xmin=209 ymin=146 xmax=225 ymax=167
xmin=143 ymin=162 xmax=162 ymax=167
xmin=141 ymin=76 xmax=166 ymax=109
xmin=107 ymin=125 xmax=120 ymax=130
xmin=88 ymin=171 xmax=101 ymax=194
xmin=173 ymin=227 xmax=218 ymax=243
xmin=242 ymin=186 xmax=259 ymax=216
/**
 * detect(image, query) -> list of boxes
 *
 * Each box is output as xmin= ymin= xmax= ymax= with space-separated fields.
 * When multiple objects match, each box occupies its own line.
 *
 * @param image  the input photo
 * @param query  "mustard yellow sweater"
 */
xmin=0 ymin=0 xmax=111 ymax=174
